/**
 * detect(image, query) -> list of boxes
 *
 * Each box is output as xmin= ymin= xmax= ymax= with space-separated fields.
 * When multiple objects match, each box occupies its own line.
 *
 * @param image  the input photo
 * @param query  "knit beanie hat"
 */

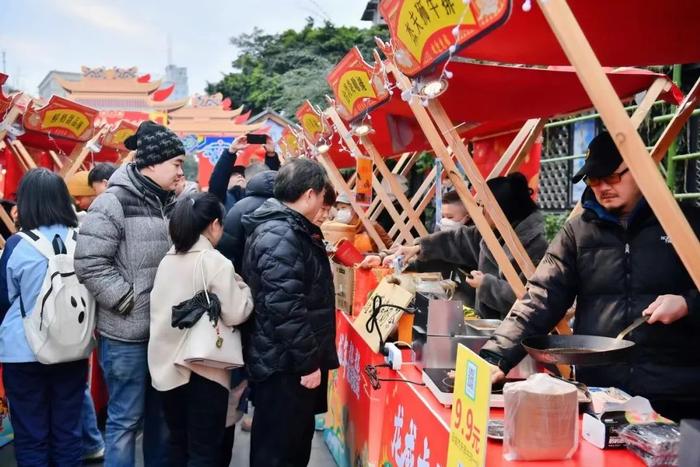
xmin=124 ymin=121 xmax=185 ymax=168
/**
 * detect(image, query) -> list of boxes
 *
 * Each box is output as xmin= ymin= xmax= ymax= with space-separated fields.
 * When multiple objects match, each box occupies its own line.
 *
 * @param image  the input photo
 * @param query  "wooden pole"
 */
xmin=61 ymin=127 xmax=108 ymax=179
xmin=325 ymin=107 xmax=417 ymax=244
xmin=650 ymin=76 xmax=700 ymax=163
xmin=0 ymin=107 xmax=21 ymax=141
xmin=388 ymin=164 xmax=438 ymax=242
xmin=318 ymin=154 xmax=387 ymax=249
xmin=367 ymin=151 xmax=414 ymax=220
xmin=629 ymin=78 xmax=671 ymax=129
xmin=538 ymin=0 xmax=700 ymax=288
xmin=426 ymin=93 xmax=537 ymax=277
xmin=384 ymin=63 xmax=528 ymax=298
xmin=488 ymin=119 xmax=542 ymax=179
xmin=9 ymin=140 xmax=36 ymax=170
xmin=505 ymin=119 xmax=546 ymax=176
xmin=48 ymin=150 xmax=64 ymax=169
xmin=359 ymin=135 xmax=429 ymax=237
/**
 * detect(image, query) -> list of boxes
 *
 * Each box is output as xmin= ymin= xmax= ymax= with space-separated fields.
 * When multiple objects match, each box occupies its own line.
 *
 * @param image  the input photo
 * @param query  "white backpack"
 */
xmin=16 ymin=228 xmax=95 ymax=364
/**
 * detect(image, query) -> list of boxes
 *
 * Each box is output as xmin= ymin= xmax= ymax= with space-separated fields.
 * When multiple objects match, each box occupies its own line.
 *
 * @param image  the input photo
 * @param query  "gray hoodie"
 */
xmin=75 ymin=164 xmax=175 ymax=342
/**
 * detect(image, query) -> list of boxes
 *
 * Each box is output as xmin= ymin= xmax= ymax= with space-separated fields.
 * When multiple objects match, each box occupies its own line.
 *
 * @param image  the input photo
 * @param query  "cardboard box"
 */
xmin=332 ymin=263 xmax=354 ymax=315
xmin=582 ymin=412 xmax=628 ymax=449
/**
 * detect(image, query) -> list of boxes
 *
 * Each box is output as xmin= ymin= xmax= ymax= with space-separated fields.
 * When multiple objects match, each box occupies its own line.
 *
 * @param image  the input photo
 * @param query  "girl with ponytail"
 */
xmin=149 ymin=192 xmax=253 ymax=466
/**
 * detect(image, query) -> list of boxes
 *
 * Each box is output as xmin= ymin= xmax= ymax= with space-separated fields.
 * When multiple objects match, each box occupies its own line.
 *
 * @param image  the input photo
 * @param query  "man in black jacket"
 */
xmin=481 ymin=132 xmax=700 ymax=422
xmin=242 ymin=158 xmax=338 ymax=467
xmin=223 ymin=170 xmax=277 ymax=272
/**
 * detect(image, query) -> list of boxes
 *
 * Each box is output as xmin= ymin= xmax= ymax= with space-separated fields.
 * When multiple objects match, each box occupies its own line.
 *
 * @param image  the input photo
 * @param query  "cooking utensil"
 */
xmin=521 ymin=334 xmax=636 ymax=366
xmin=616 ymin=315 xmax=649 ymax=341
xmin=521 ymin=315 xmax=651 ymax=366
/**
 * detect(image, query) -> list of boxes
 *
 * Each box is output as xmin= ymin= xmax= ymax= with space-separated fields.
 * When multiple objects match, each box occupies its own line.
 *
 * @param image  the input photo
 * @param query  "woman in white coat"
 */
xmin=149 ymin=192 xmax=253 ymax=466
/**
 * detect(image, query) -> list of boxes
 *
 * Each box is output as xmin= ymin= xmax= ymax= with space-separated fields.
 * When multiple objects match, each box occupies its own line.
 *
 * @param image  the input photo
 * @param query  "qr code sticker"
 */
xmin=465 ymin=361 xmax=477 ymax=400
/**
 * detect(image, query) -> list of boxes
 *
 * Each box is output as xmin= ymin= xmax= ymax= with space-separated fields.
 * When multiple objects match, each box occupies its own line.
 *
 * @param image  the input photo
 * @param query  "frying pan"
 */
xmin=521 ymin=316 xmax=648 ymax=366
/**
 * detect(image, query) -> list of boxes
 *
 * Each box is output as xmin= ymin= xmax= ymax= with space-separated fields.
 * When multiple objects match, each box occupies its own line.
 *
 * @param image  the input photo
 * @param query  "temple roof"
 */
xmin=56 ymin=76 xmax=163 ymax=94
xmin=168 ymin=119 xmax=265 ymax=136
xmin=167 ymin=104 xmax=244 ymax=120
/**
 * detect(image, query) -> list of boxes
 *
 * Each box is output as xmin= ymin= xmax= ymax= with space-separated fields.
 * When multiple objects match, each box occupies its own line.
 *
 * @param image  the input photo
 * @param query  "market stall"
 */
xmin=284 ymin=0 xmax=700 ymax=465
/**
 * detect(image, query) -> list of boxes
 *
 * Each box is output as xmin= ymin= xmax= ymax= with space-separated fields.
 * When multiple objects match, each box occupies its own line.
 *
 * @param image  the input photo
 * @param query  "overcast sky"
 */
xmin=0 ymin=0 xmax=369 ymax=95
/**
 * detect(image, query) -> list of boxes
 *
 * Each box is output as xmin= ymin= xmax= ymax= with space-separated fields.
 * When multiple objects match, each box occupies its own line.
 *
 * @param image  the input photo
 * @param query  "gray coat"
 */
xmin=418 ymin=211 xmax=547 ymax=319
xmin=75 ymin=164 xmax=175 ymax=343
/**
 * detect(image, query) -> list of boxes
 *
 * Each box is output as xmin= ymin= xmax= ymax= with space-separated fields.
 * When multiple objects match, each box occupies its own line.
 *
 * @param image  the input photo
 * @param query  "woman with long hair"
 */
xmin=149 ymin=192 xmax=252 ymax=466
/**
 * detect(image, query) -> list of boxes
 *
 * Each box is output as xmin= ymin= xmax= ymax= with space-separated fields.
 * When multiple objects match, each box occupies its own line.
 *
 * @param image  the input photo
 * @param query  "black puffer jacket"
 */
xmin=482 ymin=189 xmax=700 ymax=405
xmin=223 ymin=170 xmax=276 ymax=272
xmin=242 ymin=198 xmax=339 ymax=382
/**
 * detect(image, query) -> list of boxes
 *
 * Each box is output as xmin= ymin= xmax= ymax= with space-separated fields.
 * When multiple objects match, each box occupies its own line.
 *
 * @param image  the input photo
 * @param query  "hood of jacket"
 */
xmin=244 ymin=170 xmax=277 ymax=198
xmin=242 ymin=198 xmax=324 ymax=249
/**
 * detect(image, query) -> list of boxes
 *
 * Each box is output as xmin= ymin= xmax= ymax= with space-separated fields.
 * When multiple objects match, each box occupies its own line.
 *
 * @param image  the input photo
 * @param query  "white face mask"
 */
xmin=440 ymin=218 xmax=464 ymax=231
xmin=335 ymin=208 xmax=353 ymax=224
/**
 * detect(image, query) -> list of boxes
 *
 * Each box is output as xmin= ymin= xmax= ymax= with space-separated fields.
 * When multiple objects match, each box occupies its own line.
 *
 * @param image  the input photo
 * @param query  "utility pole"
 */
xmin=1 ymin=50 xmax=6 ymax=74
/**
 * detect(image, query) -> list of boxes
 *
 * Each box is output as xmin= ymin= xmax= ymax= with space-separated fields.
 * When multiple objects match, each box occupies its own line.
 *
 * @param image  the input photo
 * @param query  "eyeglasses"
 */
xmin=585 ymin=168 xmax=630 ymax=187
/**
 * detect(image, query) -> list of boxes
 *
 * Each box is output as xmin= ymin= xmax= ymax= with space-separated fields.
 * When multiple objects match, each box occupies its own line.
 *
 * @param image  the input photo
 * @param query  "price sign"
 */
xmin=379 ymin=0 xmax=511 ymax=77
xmin=446 ymin=344 xmax=491 ymax=467
xmin=327 ymin=47 xmax=390 ymax=121
xmin=296 ymin=101 xmax=328 ymax=145
xmin=355 ymin=157 xmax=373 ymax=207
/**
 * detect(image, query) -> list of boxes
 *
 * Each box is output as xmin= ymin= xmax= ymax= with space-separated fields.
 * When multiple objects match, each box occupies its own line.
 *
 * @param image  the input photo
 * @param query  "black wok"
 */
xmin=521 ymin=334 xmax=635 ymax=366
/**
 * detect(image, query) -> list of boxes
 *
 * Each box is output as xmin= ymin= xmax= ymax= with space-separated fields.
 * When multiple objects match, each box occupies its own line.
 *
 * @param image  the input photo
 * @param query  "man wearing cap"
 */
xmin=481 ymin=132 xmax=700 ymax=422
xmin=75 ymin=121 xmax=184 ymax=467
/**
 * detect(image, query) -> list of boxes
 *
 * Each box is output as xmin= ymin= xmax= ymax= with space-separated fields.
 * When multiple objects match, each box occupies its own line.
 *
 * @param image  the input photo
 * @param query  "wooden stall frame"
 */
xmin=325 ymin=107 xmax=418 ymax=244
xmin=538 ymin=0 xmax=700 ymax=288
xmin=59 ymin=126 xmax=109 ymax=179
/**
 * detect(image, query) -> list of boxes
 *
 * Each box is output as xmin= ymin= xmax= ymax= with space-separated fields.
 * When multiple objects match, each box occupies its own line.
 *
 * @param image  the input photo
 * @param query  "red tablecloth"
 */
xmin=325 ymin=311 xmax=645 ymax=466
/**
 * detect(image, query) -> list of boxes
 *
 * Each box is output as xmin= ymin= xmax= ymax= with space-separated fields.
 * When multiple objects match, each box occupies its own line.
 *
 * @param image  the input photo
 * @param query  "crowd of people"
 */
xmin=0 ymin=120 xmax=698 ymax=467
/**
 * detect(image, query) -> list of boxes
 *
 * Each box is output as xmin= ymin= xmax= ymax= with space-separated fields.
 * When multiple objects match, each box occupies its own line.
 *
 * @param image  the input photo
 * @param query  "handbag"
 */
xmin=174 ymin=251 xmax=245 ymax=370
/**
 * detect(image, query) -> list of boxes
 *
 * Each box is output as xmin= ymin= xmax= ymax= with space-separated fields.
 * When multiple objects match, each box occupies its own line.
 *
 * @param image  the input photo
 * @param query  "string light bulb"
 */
xmin=419 ymin=79 xmax=449 ymax=99
xmin=352 ymin=123 xmax=372 ymax=137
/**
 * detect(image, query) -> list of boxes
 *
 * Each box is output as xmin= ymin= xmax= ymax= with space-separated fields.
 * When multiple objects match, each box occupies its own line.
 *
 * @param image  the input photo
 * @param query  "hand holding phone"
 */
xmin=246 ymin=134 xmax=268 ymax=145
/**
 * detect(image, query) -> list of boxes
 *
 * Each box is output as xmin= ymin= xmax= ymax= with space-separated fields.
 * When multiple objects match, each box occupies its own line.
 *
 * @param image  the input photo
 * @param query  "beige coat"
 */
xmin=148 ymin=236 xmax=253 ymax=391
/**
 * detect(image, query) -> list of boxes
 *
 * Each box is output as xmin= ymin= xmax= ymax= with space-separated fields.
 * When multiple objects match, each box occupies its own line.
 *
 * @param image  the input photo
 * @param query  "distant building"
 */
xmin=38 ymin=70 xmax=82 ymax=100
xmin=163 ymin=64 xmax=189 ymax=101
xmin=361 ymin=0 xmax=384 ymax=25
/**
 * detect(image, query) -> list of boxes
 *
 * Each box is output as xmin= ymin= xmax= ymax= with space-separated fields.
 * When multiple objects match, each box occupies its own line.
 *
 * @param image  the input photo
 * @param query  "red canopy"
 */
xmin=353 ymin=63 xmax=680 ymax=159
xmin=459 ymin=0 xmax=700 ymax=67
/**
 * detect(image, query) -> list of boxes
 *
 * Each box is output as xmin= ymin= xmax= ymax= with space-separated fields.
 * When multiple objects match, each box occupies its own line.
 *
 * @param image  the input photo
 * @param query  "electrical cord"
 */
xmin=365 ymin=295 xmax=414 ymax=353
xmin=364 ymin=363 xmax=426 ymax=390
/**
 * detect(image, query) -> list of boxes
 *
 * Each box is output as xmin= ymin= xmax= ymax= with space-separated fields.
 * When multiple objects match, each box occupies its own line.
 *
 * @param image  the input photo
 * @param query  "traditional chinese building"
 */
xmin=52 ymin=66 xmax=188 ymax=126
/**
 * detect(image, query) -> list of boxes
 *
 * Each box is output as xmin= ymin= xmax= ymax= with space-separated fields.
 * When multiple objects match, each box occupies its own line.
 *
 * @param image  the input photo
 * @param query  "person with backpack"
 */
xmin=75 ymin=121 xmax=185 ymax=467
xmin=149 ymin=192 xmax=252 ymax=466
xmin=0 ymin=168 xmax=94 ymax=466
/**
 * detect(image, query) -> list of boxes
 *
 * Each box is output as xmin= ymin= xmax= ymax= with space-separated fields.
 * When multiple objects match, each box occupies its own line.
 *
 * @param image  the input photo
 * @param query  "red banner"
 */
xmin=296 ymin=100 xmax=330 ymax=145
xmin=23 ymin=96 xmax=98 ymax=141
xmin=327 ymin=47 xmax=390 ymax=121
xmin=379 ymin=0 xmax=511 ymax=77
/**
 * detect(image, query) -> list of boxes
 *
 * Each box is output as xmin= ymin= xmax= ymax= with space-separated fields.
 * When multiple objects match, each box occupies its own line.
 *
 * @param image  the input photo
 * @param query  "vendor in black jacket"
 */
xmin=242 ymin=158 xmax=338 ymax=467
xmin=481 ymin=132 xmax=700 ymax=422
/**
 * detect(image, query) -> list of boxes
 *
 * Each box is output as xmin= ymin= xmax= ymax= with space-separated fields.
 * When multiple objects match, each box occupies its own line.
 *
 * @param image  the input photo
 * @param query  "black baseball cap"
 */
xmin=572 ymin=132 xmax=623 ymax=183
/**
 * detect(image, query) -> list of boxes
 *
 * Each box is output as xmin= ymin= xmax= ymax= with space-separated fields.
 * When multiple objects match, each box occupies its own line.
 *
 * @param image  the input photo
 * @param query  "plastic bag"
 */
xmin=620 ymin=423 xmax=681 ymax=467
xmin=503 ymin=373 xmax=579 ymax=461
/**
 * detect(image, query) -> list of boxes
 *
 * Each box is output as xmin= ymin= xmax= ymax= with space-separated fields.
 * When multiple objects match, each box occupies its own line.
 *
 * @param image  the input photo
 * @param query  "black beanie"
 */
xmin=125 ymin=121 xmax=185 ymax=168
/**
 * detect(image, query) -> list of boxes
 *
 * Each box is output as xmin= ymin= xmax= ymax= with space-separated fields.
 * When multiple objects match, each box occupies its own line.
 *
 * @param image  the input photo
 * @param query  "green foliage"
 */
xmin=544 ymin=212 xmax=569 ymax=242
xmin=206 ymin=18 xmax=389 ymax=117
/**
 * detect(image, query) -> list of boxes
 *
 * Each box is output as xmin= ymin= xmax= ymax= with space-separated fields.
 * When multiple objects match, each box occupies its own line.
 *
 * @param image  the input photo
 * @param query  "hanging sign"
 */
xmin=23 ymin=96 xmax=98 ymax=141
xmin=280 ymin=126 xmax=302 ymax=157
xmin=295 ymin=101 xmax=329 ymax=145
xmin=355 ymin=156 xmax=374 ymax=208
xmin=327 ymin=47 xmax=390 ymax=121
xmin=379 ymin=0 xmax=511 ymax=77
xmin=446 ymin=344 xmax=491 ymax=467
xmin=102 ymin=120 xmax=138 ymax=151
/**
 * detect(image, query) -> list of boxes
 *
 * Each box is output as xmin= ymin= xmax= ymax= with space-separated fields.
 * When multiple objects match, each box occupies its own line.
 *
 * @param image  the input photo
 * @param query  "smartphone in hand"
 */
xmin=246 ymin=134 xmax=268 ymax=145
